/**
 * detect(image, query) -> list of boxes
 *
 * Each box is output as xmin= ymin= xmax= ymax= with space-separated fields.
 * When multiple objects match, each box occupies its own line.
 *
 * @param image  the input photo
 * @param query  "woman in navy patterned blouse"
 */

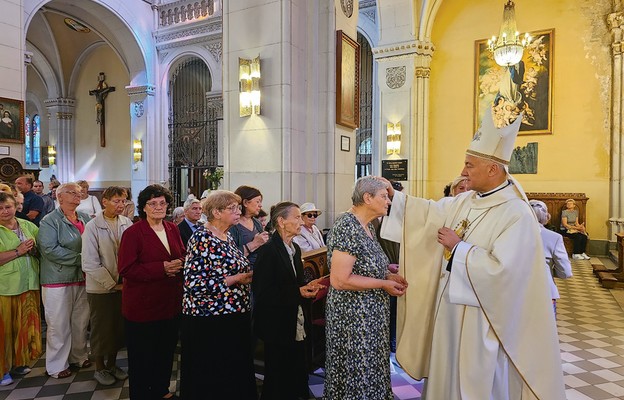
xmin=180 ymin=190 xmax=257 ymax=400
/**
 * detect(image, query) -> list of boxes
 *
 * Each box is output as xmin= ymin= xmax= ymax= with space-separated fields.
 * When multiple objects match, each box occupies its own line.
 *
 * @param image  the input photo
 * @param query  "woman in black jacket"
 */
xmin=253 ymin=202 xmax=323 ymax=399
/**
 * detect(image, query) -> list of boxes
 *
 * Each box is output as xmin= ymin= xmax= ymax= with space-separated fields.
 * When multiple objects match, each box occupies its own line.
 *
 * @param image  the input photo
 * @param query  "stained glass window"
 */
xmin=33 ymin=115 xmax=40 ymax=163
xmin=24 ymin=114 xmax=31 ymax=164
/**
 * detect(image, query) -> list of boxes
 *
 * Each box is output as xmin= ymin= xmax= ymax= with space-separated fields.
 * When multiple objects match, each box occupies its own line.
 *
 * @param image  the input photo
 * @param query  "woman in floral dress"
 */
xmin=180 ymin=190 xmax=257 ymax=400
xmin=324 ymin=176 xmax=408 ymax=399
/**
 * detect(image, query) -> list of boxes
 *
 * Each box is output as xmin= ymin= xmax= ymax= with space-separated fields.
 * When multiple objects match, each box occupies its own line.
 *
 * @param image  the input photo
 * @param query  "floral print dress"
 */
xmin=182 ymin=226 xmax=251 ymax=316
xmin=323 ymin=212 xmax=392 ymax=400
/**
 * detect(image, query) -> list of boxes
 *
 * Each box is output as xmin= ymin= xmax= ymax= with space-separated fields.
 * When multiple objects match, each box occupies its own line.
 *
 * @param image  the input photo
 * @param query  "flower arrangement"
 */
xmin=203 ymin=167 xmax=224 ymax=190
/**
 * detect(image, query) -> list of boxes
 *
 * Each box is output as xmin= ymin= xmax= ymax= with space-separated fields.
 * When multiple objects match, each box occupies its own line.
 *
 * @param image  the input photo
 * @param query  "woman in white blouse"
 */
xmin=293 ymin=202 xmax=325 ymax=253
xmin=75 ymin=180 xmax=102 ymax=218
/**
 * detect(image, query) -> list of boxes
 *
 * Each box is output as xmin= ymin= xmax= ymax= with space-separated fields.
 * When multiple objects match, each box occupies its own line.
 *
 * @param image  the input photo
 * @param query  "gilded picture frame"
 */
xmin=0 ymin=97 xmax=25 ymax=144
xmin=474 ymin=29 xmax=554 ymax=135
xmin=336 ymin=30 xmax=360 ymax=129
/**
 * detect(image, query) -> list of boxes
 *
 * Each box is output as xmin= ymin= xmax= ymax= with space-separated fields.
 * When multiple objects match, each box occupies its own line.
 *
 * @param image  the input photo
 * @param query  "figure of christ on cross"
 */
xmin=89 ymin=72 xmax=115 ymax=147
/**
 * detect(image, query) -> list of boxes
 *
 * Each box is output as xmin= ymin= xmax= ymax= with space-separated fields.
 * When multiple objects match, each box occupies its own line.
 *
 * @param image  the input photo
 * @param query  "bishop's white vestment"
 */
xmin=380 ymin=185 xmax=565 ymax=400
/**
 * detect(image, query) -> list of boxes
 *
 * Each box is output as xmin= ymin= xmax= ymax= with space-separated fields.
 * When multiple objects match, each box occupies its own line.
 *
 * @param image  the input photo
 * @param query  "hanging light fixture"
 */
xmin=487 ymin=0 xmax=531 ymax=67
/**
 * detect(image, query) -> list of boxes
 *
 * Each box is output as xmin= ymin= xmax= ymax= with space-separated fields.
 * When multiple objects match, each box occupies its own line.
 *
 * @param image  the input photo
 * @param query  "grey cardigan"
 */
xmin=82 ymin=212 xmax=133 ymax=293
xmin=39 ymin=208 xmax=91 ymax=285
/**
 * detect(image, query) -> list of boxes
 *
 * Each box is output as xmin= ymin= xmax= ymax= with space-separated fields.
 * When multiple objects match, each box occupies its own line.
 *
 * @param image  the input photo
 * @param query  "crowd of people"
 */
xmin=1 ymin=109 xmax=579 ymax=399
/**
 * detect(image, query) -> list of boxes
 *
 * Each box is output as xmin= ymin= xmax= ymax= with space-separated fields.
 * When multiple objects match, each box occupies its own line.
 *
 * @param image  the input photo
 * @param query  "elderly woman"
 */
xmin=444 ymin=176 xmax=469 ymax=197
xmin=75 ymin=180 xmax=102 ymax=218
xmin=531 ymin=200 xmax=573 ymax=315
xmin=228 ymin=185 xmax=269 ymax=266
xmin=82 ymin=187 xmax=133 ymax=386
xmin=118 ymin=184 xmax=184 ymax=400
xmin=180 ymin=190 xmax=256 ymax=400
xmin=324 ymin=176 xmax=408 ymax=399
xmin=560 ymin=199 xmax=589 ymax=260
xmin=253 ymin=202 xmax=322 ymax=399
xmin=0 ymin=192 xmax=41 ymax=386
xmin=39 ymin=182 xmax=91 ymax=379
xmin=293 ymin=202 xmax=325 ymax=252
xmin=171 ymin=206 xmax=185 ymax=225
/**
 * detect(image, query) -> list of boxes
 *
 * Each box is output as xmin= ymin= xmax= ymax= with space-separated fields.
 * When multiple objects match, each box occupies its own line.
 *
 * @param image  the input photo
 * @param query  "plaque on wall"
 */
xmin=381 ymin=159 xmax=408 ymax=181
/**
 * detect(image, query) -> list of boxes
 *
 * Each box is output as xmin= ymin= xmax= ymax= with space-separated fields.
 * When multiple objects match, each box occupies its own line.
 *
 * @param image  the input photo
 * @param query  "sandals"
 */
xmin=48 ymin=368 xmax=72 ymax=379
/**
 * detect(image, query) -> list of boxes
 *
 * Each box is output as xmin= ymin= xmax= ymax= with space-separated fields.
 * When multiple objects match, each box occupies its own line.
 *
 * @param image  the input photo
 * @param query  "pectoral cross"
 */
xmin=89 ymin=72 xmax=115 ymax=147
xmin=443 ymin=219 xmax=469 ymax=261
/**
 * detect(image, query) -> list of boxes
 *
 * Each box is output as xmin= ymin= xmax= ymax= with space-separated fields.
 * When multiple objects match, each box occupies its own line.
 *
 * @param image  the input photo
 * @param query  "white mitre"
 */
xmin=466 ymin=107 xmax=522 ymax=165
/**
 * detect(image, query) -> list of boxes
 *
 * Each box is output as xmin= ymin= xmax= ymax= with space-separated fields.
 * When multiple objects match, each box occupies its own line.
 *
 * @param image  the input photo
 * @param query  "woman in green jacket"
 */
xmin=0 ymin=191 xmax=41 ymax=386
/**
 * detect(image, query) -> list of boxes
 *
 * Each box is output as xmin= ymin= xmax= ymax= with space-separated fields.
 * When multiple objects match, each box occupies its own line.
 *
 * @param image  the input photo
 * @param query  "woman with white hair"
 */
xmin=530 ymin=200 xmax=572 ymax=315
xmin=324 ymin=176 xmax=408 ymax=399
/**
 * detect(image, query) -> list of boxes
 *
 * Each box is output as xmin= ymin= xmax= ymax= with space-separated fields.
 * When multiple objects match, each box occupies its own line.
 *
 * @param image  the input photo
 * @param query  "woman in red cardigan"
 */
xmin=118 ymin=185 xmax=184 ymax=400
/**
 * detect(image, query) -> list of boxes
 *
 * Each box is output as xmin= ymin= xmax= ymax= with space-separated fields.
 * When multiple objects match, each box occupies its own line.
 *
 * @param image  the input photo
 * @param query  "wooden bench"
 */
xmin=301 ymin=247 xmax=329 ymax=373
xmin=526 ymin=192 xmax=589 ymax=255
xmin=597 ymin=233 xmax=624 ymax=289
xmin=302 ymin=247 xmax=328 ymax=283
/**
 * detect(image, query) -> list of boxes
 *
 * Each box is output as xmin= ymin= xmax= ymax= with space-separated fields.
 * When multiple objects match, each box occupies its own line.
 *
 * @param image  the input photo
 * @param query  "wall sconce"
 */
xmin=48 ymin=145 xmax=56 ymax=166
xmin=386 ymin=122 xmax=401 ymax=155
xmin=239 ymin=56 xmax=261 ymax=117
xmin=133 ymin=139 xmax=143 ymax=170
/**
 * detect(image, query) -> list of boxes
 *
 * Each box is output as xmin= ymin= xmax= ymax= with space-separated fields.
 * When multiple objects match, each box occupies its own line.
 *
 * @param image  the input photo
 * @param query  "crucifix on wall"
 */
xmin=89 ymin=72 xmax=115 ymax=147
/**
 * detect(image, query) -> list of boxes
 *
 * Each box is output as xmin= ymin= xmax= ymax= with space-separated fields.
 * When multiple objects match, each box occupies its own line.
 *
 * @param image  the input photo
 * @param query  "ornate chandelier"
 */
xmin=487 ymin=0 xmax=531 ymax=67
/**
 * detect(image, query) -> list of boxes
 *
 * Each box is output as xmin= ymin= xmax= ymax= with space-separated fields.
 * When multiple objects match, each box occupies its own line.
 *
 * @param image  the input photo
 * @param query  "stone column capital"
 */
xmin=125 ymin=84 xmax=156 ymax=99
xmin=373 ymin=40 xmax=434 ymax=62
xmin=44 ymin=98 xmax=76 ymax=108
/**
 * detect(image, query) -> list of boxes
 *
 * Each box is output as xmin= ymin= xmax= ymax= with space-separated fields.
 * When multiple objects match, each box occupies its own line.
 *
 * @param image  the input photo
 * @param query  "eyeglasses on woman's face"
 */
xmin=145 ymin=200 xmax=168 ymax=209
xmin=223 ymin=204 xmax=242 ymax=213
xmin=304 ymin=213 xmax=318 ymax=218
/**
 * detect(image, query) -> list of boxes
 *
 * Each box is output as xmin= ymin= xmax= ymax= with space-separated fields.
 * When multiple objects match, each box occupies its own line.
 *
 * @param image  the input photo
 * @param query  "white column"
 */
xmin=374 ymin=42 xmax=433 ymax=197
xmin=608 ymin=12 xmax=624 ymax=241
xmin=44 ymin=98 xmax=76 ymax=183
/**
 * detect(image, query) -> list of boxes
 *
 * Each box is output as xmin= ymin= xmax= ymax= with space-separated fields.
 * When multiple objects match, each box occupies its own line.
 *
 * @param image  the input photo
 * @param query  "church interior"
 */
xmin=2 ymin=0 xmax=624 ymax=399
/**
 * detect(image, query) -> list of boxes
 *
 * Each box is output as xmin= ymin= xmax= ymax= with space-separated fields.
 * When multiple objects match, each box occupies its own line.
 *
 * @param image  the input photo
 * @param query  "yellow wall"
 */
xmin=74 ymin=45 xmax=131 ymax=188
xmin=429 ymin=0 xmax=612 ymax=240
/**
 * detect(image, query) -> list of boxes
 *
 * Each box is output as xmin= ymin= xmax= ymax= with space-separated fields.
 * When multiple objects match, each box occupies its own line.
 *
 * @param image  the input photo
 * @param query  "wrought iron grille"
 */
xmin=168 ymin=58 xmax=222 ymax=205
xmin=357 ymin=32 xmax=373 ymax=178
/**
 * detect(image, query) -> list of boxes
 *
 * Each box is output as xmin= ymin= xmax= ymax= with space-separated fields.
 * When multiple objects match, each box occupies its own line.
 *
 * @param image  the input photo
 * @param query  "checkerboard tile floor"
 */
xmin=2 ymin=257 xmax=624 ymax=399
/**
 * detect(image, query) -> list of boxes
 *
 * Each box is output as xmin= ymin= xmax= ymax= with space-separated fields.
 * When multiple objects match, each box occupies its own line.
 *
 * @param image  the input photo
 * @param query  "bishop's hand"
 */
xmin=437 ymin=227 xmax=461 ymax=251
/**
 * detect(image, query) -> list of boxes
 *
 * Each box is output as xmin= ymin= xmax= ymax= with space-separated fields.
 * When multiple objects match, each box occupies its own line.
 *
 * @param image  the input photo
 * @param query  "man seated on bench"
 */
xmin=560 ymin=198 xmax=589 ymax=260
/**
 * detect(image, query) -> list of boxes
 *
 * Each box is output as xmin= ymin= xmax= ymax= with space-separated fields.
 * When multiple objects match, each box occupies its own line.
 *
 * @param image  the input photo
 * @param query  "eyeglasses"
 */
xmin=61 ymin=191 xmax=82 ymax=198
xmin=304 ymin=213 xmax=318 ymax=218
xmin=145 ymin=201 xmax=168 ymax=209
xmin=223 ymin=204 xmax=242 ymax=213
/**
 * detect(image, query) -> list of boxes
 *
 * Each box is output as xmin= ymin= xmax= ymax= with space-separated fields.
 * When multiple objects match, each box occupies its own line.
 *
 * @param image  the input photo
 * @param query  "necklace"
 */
xmin=443 ymin=208 xmax=493 ymax=260
xmin=207 ymin=223 xmax=227 ymax=240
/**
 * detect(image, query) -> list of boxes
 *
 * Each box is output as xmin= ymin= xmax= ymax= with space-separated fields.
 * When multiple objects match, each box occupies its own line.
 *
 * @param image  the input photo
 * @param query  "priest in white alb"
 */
xmin=380 ymin=109 xmax=565 ymax=400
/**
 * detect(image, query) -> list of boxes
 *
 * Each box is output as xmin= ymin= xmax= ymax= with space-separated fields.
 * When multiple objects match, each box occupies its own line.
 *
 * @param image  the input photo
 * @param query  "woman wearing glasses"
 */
xmin=118 ymin=185 xmax=185 ymax=400
xmin=293 ymin=202 xmax=325 ymax=253
xmin=39 ymin=183 xmax=92 ymax=379
xmin=180 ymin=190 xmax=256 ymax=400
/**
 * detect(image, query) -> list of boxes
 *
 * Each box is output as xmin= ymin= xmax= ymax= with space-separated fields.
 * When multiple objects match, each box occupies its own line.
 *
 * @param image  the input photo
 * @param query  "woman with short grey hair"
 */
xmin=351 ymin=175 xmax=388 ymax=206
xmin=324 ymin=176 xmax=408 ymax=398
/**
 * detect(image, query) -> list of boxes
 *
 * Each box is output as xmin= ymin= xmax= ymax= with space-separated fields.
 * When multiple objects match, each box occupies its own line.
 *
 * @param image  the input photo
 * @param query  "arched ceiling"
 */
xmin=25 ymin=0 xmax=150 ymax=98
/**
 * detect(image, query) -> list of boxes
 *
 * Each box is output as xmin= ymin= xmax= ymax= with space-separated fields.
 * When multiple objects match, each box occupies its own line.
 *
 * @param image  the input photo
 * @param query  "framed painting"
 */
xmin=0 ymin=97 xmax=25 ymax=143
xmin=474 ymin=29 xmax=554 ymax=135
xmin=336 ymin=30 xmax=360 ymax=129
xmin=340 ymin=135 xmax=350 ymax=151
